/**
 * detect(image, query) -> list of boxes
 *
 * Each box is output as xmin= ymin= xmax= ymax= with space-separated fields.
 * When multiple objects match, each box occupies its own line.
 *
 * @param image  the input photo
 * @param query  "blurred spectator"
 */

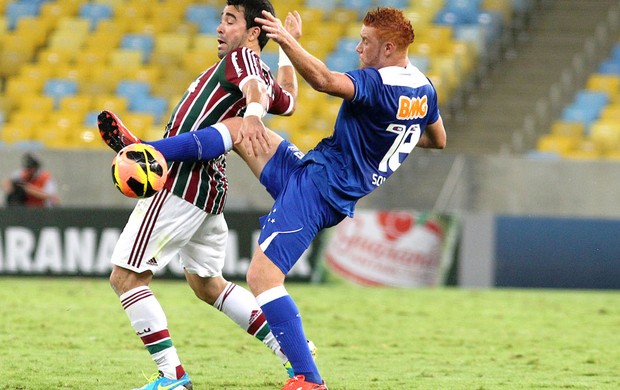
xmin=2 ymin=153 xmax=59 ymax=207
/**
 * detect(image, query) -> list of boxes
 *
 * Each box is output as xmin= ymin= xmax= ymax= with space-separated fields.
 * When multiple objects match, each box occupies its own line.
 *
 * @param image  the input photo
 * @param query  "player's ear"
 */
xmin=248 ymin=26 xmax=261 ymax=42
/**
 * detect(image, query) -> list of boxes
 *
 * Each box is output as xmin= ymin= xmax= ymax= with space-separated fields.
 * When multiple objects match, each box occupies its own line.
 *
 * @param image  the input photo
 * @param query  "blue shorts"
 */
xmin=258 ymin=141 xmax=346 ymax=274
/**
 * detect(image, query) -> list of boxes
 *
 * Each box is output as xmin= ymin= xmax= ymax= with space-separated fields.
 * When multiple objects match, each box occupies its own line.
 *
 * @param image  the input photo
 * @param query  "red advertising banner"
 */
xmin=324 ymin=210 xmax=458 ymax=287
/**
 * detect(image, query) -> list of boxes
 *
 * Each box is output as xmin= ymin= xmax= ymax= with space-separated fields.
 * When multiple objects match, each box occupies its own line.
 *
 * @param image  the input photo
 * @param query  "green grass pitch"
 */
xmin=0 ymin=277 xmax=618 ymax=389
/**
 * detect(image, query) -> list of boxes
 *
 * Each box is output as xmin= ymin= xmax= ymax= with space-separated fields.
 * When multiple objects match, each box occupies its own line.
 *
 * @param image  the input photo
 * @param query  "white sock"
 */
xmin=120 ymin=286 xmax=185 ymax=379
xmin=214 ymin=282 xmax=287 ymax=364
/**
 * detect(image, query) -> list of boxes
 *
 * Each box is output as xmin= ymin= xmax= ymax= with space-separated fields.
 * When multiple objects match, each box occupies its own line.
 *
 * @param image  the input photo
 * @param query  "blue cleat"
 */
xmin=133 ymin=371 xmax=193 ymax=390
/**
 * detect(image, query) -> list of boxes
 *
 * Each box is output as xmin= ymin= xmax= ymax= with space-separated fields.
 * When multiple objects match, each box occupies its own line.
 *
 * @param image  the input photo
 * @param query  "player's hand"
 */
xmin=284 ymin=11 xmax=302 ymax=40
xmin=256 ymin=11 xmax=293 ymax=45
xmin=236 ymin=115 xmax=271 ymax=157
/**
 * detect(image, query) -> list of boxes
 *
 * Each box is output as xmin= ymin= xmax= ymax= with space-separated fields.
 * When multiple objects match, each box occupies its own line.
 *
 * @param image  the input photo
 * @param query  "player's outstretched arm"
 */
xmin=256 ymin=10 xmax=355 ymax=100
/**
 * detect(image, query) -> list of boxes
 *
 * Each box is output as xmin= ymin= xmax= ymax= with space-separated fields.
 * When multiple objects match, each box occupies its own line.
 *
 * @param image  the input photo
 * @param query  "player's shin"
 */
xmin=120 ymin=286 xmax=186 ymax=380
xmin=213 ymin=282 xmax=288 ymax=364
xmin=146 ymin=123 xmax=233 ymax=162
xmin=257 ymin=286 xmax=323 ymax=385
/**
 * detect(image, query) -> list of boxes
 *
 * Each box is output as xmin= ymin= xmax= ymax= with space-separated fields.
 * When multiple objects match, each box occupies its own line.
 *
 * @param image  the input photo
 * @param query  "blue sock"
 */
xmin=145 ymin=123 xmax=232 ymax=162
xmin=258 ymin=289 xmax=322 ymax=385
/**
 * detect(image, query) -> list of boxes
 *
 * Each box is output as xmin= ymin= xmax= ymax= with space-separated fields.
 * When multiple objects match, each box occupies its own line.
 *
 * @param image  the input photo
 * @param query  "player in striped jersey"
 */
xmin=114 ymin=7 xmax=447 ymax=390
xmin=97 ymin=1 xmax=304 ymax=389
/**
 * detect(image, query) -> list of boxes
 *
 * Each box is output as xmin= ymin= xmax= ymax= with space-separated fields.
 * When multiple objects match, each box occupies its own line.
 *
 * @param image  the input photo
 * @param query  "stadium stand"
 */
xmin=534 ymin=34 xmax=620 ymax=160
xmin=0 ymin=0 xmax=534 ymax=151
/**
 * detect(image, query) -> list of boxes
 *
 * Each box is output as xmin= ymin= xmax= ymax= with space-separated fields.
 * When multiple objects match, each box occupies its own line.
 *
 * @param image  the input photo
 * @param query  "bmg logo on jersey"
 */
xmin=397 ymin=95 xmax=428 ymax=120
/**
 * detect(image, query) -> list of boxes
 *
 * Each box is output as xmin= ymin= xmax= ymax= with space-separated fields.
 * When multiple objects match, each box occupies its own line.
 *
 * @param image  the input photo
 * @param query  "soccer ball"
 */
xmin=111 ymin=143 xmax=168 ymax=198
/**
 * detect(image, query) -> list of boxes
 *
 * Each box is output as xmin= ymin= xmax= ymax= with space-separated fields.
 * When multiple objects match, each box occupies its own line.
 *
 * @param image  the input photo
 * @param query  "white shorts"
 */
xmin=111 ymin=189 xmax=228 ymax=277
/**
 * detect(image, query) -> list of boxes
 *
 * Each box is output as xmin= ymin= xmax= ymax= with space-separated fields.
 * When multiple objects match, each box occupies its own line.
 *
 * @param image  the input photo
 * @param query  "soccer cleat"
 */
xmin=132 ymin=371 xmax=193 ymax=390
xmin=283 ymin=340 xmax=317 ymax=378
xmin=97 ymin=110 xmax=141 ymax=153
xmin=281 ymin=375 xmax=328 ymax=390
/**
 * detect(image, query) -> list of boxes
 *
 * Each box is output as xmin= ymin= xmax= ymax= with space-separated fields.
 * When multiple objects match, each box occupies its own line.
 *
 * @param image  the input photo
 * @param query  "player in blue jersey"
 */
xmin=101 ymin=7 xmax=446 ymax=389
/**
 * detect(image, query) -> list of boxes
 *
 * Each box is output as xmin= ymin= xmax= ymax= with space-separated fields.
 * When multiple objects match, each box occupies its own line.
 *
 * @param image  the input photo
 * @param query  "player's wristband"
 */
xmin=278 ymin=47 xmax=293 ymax=67
xmin=244 ymin=102 xmax=265 ymax=118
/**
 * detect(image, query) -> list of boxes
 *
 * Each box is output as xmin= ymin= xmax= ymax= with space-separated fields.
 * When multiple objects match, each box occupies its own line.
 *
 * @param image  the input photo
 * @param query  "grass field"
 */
xmin=0 ymin=277 xmax=619 ymax=389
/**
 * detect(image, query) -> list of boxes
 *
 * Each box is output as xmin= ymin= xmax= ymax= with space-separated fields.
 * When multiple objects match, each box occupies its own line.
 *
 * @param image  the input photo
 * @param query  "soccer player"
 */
xmin=101 ymin=7 xmax=446 ymax=390
xmin=96 ymin=1 xmax=308 ymax=389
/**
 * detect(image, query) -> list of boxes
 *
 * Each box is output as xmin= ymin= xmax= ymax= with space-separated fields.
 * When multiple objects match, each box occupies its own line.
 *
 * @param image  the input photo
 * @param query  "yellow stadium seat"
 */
xmin=18 ymin=63 xmax=54 ymax=87
xmin=48 ymin=31 xmax=87 ymax=52
xmin=482 ymin=0 xmax=513 ymax=24
xmin=83 ymin=32 xmax=123 ymax=50
xmin=53 ymin=63 xmax=92 ymax=85
xmin=600 ymin=104 xmax=620 ymax=121
xmin=56 ymin=16 xmax=91 ymax=35
xmin=589 ymin=119 xmax=620 ymax=153
xmin=6 ymin=109 xmax=46 ymax=131
xmin=37 ymin=48 xmax=74 ymax=68
xmin=550 ymin=120 xmax=585 ymax=137
xmin=129 ymin=65 xmax=163 ymax=85
xmin=120 ymin=113 xmax=155 ymax=138
xmin=0 ymin=123 xmax=35 ymax=145
xmin=59 ymin=95 xmax=93 ymax=115
xmin=93 ymin=19 xmax=129 ymax=35
xmin=72 ymin=126 xmax=107 ymax=149
xmin=40 ymin=2 xmax=78 ymax=29
xmin=430 ymin=54 xmax=461 ymax=92
xmin=0 ymin=49 xmax=33 ymax=79
xmin=330 ymin=9 xmax=358 ymax=25
xmin=17 ymin=94 xmax=55 ymax=113
xmin=109 ymin=49 xmax=144 ymax=72
xmin=34 ymin=110 xmax=84 ymax=148
xmin=536 ymin=133 xmax=581 ymax=155
xmin=143 ymin=125 xmax=166 ymax=141
xmin=15 ymin=17 xmax=53 ymax=47
xmin=563 ymin=140 xmax=601 ymax=160
xmin=93 ymin=94 xmax=129 ymax=116
xmin=156 ymin=32 xmax=192 ymax=54
xmin=192 ymin=34 xmax=219 ymax=52
xmin=5 ymin=77 xmax=43 ymax=101
xmin=183 ymin=50 xmax=220 ymax=75
xmin=150 ymin=4 xmax=184 ymax=32
xmin=586 ymin=73 xmax=620 ymax=102
xmin=75 ymin=49 xmax=110 ymax=67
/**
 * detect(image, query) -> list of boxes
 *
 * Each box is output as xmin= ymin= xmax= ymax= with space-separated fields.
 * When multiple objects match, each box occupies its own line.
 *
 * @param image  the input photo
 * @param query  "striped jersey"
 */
xmin=304 ymin=64 xmax=440 ymax=217
xmin=162 ymin=47 xmax=293 ymax=214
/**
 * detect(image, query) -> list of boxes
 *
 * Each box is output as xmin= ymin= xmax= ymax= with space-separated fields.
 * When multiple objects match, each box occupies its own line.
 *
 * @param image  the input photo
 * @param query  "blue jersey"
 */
xmin=303 ymin=64 xmax=440 ymax=217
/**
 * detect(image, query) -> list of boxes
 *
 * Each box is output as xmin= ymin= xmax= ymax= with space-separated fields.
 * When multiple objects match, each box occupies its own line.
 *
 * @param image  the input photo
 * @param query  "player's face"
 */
xmin=356 ymin=25 xmax=384 ymax=69
xmin=216 ymin=5 xmax=251 ymax=59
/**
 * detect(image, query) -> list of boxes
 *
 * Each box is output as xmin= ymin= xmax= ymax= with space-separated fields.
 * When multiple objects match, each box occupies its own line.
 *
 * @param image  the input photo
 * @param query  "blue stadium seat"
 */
xmin=185 ymin=4 xmax=219 ymax=26
xmin=185 ymin=4 xmax=220 ymax=34
xmin=121 ymin=34 xmax=154 ymax=63
xmin=79 ymin=3 xmax=113 ymax=31
xmin=43 ymin=78 xmax=78 ymax=109
xmin=116 ymin=80 xmax=151 ymax=101
xmin=5 ymin=1 xmax=40 ymax=30
xmin=444 ymin=0 xmax=481 ymax=23
xmin=325 ymin=52 xmax=359 ymax=72
xmin=598 ymin=59 xmax=620 ymax=75
xmin=340 ymin=0 xmax=374 ymax=18
xmin=380 ymin=0 xmax=411 ymax=8
xmin=261 ymin=52 xmax=279 ymax=71
xmin=130 ymin=95 xmax=168 ymax=123
xmin=574 ymin=90 xmax=609 ymax=109
xmin=434 ymin=9 xmax=468 ymax=26
xmin=305 ymin=0 xmax=339 ymax=12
